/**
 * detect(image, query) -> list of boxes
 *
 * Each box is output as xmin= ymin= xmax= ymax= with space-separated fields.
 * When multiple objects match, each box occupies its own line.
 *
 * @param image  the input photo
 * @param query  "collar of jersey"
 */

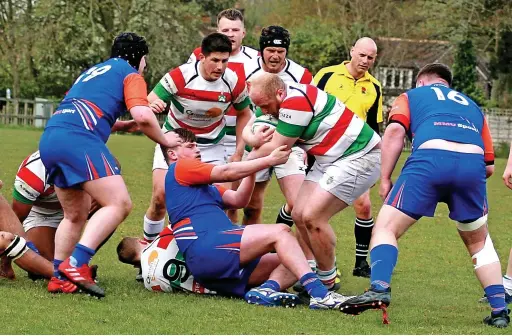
xmin=339 ymin=61 xmax=372 ymax=82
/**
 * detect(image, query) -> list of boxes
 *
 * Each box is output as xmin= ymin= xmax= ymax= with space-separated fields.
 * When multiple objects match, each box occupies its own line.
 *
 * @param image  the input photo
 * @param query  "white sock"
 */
xmin=308 ymin=260 xmax=317 ymax=272
xmin=317 ymin=266 xmax=337 ymax=289
xmin=143 ymin=215 xmax=165 ymax=243
xmin=503 ymin=275 xmax=512 ymax=294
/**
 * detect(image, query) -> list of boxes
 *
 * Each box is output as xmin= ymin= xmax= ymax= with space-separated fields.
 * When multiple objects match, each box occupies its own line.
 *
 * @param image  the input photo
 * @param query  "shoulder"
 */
xmin=223 ymin=67 xmax=242 ymax=85
xmin=107 ymin=58 xmax=137 ymax=76
xmin=286 ymin=58 xmax=307 ymax=72
xmin=241 ymin=45 xmax=260 ymax=59
xmin=316 ymin=64 xmax=340 ymax=76
xmin=192 ymin=47 xmax=201 ymax=57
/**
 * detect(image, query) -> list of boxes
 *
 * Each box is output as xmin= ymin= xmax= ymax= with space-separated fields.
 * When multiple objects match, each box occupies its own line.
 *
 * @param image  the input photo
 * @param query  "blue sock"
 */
xmin=26 ymin=241 xmax=40 ymax=255
xmin=260 ymin=280 xmax=280 ymax=291
xmin=300 ymin=272 xmax=328 ymax=299
xmin=53 ymin=259 xmax=63 ymax=279
xmin=370 ymin=244 xmax=398 ymax=291
xmin=70 ymin=244 xmax=96 ymax=267
xmin=484 ymin=284 xmax=507 ymax=313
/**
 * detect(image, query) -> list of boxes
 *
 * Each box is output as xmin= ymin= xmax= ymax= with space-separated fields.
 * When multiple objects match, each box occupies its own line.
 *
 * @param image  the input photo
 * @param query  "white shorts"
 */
xmin=23 ymin=210 xmax=63 ymax=232
xmin=152 ymin=141 xmax=228 ymax=170
xmin=305 ymin=148 xmax=381 ymax=205
xmin=223 ymin=135 xmax=237 ymax=160
xmin=246 ymin=147 xmax=306 ymax=183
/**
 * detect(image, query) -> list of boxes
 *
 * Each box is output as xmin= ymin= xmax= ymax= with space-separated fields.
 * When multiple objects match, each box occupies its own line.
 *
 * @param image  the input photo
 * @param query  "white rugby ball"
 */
xmin=251 ymin=114 xmax=278 ymax=134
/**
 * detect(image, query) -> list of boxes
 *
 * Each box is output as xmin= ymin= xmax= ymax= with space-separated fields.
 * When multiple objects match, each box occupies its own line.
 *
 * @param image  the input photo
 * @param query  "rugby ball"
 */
xmin=251 ymin=114 xmax=278 ymax=134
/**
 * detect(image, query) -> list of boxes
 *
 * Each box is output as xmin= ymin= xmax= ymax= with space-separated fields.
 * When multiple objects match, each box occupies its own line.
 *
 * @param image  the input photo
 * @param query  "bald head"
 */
xmin=248 ymin=73 xmax=286 ymax=116
xmin=347 ymin=37 xmax=377 ymax=79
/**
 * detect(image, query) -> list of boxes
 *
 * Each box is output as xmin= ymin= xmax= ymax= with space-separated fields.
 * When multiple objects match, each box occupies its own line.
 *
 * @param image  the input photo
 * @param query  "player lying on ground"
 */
xmin=0 ymin=181 xmax=53 ymax=280
xmin=339 ymin=63 xmax=509 ymax=328
xmin=152 ymin=128 xmax=352 ymax=309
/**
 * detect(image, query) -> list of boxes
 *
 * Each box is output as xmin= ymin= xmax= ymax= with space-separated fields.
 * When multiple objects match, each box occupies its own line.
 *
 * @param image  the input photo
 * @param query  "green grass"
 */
xmin=0 ymin=128 xmax=511 ymax=334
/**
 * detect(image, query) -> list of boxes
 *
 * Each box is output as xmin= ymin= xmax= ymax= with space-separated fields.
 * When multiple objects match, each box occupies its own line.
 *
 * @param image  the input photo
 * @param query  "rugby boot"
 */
xmin=483 ymin=309 xmax=510 ymax=328
xmin=245 ymin=287 xmax=300 ymax=307
xmin=47 ymin=277 xmax=78 ymax=294
xmin=340 ymin=286 xmax=391 ymax=315
xmin=58 ymin=257 xmax=105 ymax=298
xmin=353 ymin=259 xmax=371 ymax=278
xmin=309 ymin=291 xmax=354 ymax=310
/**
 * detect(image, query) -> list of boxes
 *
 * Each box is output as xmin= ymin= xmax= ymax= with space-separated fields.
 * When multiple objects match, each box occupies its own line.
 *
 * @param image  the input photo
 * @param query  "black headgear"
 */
xmin=259 ymin=26 xmax=290 ymax=54
xmin=111 ymin=32 xmax=149 ymax=70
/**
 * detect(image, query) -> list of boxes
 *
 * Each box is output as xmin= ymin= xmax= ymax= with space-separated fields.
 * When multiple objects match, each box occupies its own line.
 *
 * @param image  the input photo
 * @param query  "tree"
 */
xmin=452 ymin=38 xmax=486 ymax=105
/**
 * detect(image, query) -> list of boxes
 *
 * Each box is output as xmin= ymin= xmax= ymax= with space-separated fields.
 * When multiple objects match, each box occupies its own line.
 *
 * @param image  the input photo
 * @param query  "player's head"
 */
xmin=116 ymin=237 xmax=143 ymax=267
xmin=199 ymin=33 xmax=232 ymax=81
xmin=349 ymin=37 xmax=377 ymax=77
xmin=248 ymin=73 xmax=286 ymax=117
xmin=161 ymin=128 xmax=201 ymax=165
xmin=111 ymin=32 xmax=149 ymax=75
xmin=415 ymin=63 xmax=453 ymax=87
xmin=217 ymin=8 xmax=245 ymax=54
xmin=260 ymin=26 xmax=290 ymax=73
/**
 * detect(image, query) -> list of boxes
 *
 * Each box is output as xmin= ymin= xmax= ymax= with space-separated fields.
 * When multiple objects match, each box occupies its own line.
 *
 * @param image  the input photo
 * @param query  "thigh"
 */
xmin=198 ymin=143 xmax=226 ymax=165
xmin=274 ymin=146 xmax=306 ymax=180
xmin=277 ymin=174 xmax=304 ymax=209
xmin=82 ymin=175 xmax=130 ymax=208
xmin=240 ymin=224 xmax=290 ymax=264
xmin=55 ymin=187 xmax=91 ymax=222
xmin=292 ymin=180 xmax=319 ymax=222
xmin=320 ymin=150 xmax=380 ymax=205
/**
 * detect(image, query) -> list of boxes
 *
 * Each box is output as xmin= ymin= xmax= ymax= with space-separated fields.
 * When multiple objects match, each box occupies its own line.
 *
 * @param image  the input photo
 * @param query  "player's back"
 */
xmin=406 ymin=84 xmax=486 ymax=151
xmin=46 ymin=58 xmax=138 ymax=142
xmin=165 ymin=160 xmax=228 ymax=251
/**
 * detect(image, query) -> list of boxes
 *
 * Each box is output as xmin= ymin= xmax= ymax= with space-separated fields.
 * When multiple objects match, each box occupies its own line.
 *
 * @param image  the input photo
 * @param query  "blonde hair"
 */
xmin=249 ymin=73 xmax=285 ymax=98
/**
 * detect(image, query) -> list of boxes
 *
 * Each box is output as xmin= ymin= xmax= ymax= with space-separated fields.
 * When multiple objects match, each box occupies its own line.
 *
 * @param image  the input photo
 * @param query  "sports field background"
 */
xmin=0 ymin=128 xmax=511 ymax=334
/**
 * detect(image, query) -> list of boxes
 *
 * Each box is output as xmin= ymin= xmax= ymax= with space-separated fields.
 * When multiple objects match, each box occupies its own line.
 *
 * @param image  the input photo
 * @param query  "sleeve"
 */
xmin=123 ymin=73 xmax=149 ymax=110
xmin=365 ymin=82 xmax=383 ymax=135
xmin=276 ymin=97 xmax=313 ymax=138
xmin=481 ymin=116 xmax=495 ymax=166
xmin=314 ymin=69 xmax=334 ymax=91
xmin=12 ymin=164 xmax=45 ymax=204
xmin=387 ymin=93 xmax=411 ymax=132
xmin=213 ymin=184 xmax=228 ymax=196
xmin=151 ymin=67 xmax=183 ymax=102
xmin=174 ymin=159 xmax=215 ymax=186
xmin=300 ymin=68 xmax=314 ymax=85
xmin=232 ymin=76 xmax=251 ymax=111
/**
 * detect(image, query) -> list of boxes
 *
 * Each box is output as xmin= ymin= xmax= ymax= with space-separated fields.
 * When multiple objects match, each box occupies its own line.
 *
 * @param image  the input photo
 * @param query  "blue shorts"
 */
xmin=385 ymin=149 xmax=488 ymax=222
xmin=39 ymin=127 xmax=121 ymax=188
xmin=183 ymin=222 xmax=260 ymax=298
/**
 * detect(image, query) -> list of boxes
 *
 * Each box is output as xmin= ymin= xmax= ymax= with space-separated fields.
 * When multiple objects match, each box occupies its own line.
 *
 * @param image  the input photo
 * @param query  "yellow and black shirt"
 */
xmin=314 ymin=61 xmax=382 ymax=134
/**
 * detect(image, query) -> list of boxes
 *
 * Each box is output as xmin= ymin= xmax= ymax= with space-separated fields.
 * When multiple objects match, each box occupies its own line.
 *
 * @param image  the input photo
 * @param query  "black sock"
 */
xmin=276 ymin=205 xmax=294 ymax=227
xmin=354 ymin=217 xmax=374 ymax=266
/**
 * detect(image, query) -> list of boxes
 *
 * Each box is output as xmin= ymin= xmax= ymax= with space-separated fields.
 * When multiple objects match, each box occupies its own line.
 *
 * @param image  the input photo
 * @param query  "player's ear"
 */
xmin=168 ymin=148 xmax=179 ymax=161
xmin=199 ymin=53 xmax=206 ymax=62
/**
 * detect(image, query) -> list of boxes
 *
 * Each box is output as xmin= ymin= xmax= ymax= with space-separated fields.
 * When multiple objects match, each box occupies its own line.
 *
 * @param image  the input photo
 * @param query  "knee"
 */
xmin=301 ymin=211 xmax=321 ymax=232
xmin=354 ymin=197 xmax=372 ymax=219
xmin=244 ymin=193 xmax=264 ymax=217
xmin=291 ymin=208 xmax=302 ymax=225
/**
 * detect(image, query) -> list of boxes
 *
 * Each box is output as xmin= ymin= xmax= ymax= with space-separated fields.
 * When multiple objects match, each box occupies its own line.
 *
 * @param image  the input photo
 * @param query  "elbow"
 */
xmin=486 ymin=165 xmax=494 ymax=178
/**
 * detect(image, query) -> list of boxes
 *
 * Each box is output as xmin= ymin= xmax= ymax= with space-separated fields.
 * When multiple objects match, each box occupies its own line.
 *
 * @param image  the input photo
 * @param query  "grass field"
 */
xmin=0 ymin=127 xmax=511 ymax=334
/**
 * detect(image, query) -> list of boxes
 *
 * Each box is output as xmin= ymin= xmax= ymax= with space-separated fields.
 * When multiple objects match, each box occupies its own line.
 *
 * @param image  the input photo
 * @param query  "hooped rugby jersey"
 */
xmin=152 ymin=61 xmax=251 ymax=144
xmin=141 ymin=225 xmax=215 ymax=294
xmin=245 ymin=56 xmax=314 ymax=85
xmin=46 ymin=58 xmax=149 ymax=143
xmin=388 ymin=83 xmax=494 ymax=165
xmin=275 ymin=84 xmax=380 ymax=163
xmin=13 ymin=151 xmax=60 ymax=215
xmin=187 ymin=46 xmax=259 ymax=143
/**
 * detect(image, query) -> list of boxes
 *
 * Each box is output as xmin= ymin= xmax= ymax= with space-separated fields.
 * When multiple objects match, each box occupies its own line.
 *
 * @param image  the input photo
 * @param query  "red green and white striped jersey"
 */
xmin=276 ymin=84 xmax=381 ymax=163
xmin=152 ymin=61 xmax=251 ymax=144
xmin=245 ymin=57 xmax=314 ymax=85
xmin=13 ymin=151 xmax=60 ymax=215
xmin=186 ymin=46 xmax=259 ymax=143
xmin=141 ymin=226 xmax=215 ymax=294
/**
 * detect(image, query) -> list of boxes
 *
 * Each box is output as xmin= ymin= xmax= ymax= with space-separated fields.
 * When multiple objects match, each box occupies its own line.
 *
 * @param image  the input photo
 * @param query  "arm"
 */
xmin=11 ymin=200 xmax=32 ymax=223
xmin=246 ymin=132 xmax=297 ymax=160
xmin=233 ymin=106 xmax=252 ymax=161
xmin=211 ymin=145 xmax=290 ymax=182
xmin=123 ymin=73 xmax=179 ymax=148
xmin=220 ymin=174 xmax=256 ymax=209
xmin=111 ymin=119 xmax=139 ymax=133
xmin=366 ymin=82 xmax=383 ymax=135
xmin=481 ymin=116 xmax=495 ymax=179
